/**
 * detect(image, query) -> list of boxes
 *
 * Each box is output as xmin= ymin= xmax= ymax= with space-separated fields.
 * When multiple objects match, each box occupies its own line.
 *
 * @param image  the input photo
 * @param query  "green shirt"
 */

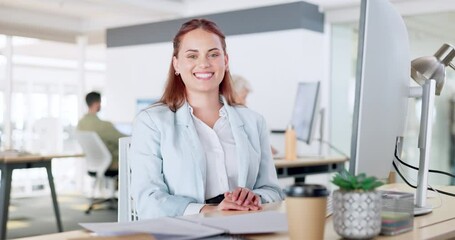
xmin=77 ymin=113 xmax=126 ymax=170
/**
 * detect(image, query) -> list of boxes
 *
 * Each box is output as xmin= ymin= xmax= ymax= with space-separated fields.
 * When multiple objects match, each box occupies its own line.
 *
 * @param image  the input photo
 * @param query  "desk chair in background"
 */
xmin=75 ymin=131 xmax=118 ymax=214
xmin=118 ymin=136 xmax=138 ymax=222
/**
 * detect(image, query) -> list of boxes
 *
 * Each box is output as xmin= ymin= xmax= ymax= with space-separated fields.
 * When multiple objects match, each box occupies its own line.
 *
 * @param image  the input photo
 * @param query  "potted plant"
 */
xmin=331 ymin=169 xmax=384 ymax=239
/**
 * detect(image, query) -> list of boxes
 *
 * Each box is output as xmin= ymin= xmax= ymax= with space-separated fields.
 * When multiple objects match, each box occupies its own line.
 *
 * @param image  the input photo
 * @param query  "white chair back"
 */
xmin=75 ymin=131 xmax=112 ymax=176
xmin=118 ymin=136 xmax=137 ymax=222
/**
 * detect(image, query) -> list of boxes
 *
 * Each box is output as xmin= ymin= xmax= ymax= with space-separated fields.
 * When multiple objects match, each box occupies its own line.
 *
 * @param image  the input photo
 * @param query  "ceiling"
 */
xmin=0 ymin=0 xmax=454 ymax=62
xmin=0 ymin=0 xmax=302 ymax=44
xmin=1 ymin=0 xmax=454 ymax=44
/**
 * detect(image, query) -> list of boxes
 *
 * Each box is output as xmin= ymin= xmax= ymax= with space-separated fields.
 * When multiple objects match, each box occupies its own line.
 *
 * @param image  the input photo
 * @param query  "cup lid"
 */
xmin=284 ymin=183 xmax=329 ymax=197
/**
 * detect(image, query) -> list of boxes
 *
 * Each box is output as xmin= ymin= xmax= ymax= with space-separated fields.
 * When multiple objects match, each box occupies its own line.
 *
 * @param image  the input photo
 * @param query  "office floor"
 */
xmin=6 ymin=195 xmax=117 ymax=239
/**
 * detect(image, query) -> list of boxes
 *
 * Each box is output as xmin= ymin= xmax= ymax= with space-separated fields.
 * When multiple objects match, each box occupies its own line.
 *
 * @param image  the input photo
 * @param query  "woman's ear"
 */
xmin=224 ymin=54 xmax=229 ymax=71
xmin=173 ymin=56 xmax=179 ymax=73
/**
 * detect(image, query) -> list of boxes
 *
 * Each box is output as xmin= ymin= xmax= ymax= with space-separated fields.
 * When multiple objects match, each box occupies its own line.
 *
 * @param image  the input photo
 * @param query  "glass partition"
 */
xmin=330 ymin=12 xmax=455 ymax=185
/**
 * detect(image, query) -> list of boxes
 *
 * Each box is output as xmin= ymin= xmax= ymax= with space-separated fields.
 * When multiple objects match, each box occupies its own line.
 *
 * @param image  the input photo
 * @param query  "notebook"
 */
xmin=80 ymin=211 xmax=288 ymax=240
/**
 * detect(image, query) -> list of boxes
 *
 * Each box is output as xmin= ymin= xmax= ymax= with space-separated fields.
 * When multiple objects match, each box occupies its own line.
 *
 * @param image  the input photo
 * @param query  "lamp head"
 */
xmin=411 ymin=43 xmax=455 ymax=95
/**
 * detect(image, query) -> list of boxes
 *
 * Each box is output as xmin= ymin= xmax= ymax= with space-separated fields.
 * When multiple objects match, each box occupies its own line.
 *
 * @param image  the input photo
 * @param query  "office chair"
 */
xmin=118 ymin=136 xmax=138 ymax=222
xmin=75 ymin=131 xmax=118 ymax=214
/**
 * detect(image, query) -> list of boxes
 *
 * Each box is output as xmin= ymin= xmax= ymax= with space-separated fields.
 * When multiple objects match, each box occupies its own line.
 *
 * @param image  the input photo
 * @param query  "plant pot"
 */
xmin=332 ymin=190 xmax=382 ymax=239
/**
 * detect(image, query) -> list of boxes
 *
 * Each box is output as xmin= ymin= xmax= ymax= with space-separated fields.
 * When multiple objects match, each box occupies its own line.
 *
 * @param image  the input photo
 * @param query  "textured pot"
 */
xmin=332 ymin=190 xmax=382 ymax=239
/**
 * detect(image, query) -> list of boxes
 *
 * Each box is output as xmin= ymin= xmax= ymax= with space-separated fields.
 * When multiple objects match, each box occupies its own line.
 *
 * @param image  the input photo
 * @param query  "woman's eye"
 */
xmin=187 ymin=55 xmax=197 ymax=59
xmin=209 ymin=53 xmax=220 ymax=58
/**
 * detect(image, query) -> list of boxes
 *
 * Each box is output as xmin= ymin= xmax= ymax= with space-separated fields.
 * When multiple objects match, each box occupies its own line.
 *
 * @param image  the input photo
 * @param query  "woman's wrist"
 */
xmin=200 ymin=204 xmax=217 ymax=213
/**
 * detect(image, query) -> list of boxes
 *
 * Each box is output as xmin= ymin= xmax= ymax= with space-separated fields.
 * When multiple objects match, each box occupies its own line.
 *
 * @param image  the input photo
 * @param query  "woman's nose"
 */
xmin=198 ymin=57 xmax=210 ymax=68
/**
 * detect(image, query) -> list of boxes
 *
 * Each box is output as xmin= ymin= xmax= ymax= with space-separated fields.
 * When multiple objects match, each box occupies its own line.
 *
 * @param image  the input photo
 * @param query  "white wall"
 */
xmin=227 ymin=29 xmax=324 ymax=130
xmin=105 ymin=28 xmax=325 ymax=155
xmin=105 ymin=41 xmax=172 ymax=123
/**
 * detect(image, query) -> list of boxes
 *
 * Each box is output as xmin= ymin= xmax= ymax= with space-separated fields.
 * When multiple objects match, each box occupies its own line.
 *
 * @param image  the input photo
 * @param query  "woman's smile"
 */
xmin=194 ymin=72 xmax=214 ymax=80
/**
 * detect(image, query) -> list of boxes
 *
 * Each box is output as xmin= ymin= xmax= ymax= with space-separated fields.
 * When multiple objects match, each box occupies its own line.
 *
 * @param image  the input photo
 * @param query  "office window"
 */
xmin=31 ymin=93 xmax=49 ymax=121
xmin=0 ymin=35 xmax=106 ymax=196
xmin=0 ymin=91 xmax=3 ymax=142
xmin=62 ymin=94 xmax=78 ymax=127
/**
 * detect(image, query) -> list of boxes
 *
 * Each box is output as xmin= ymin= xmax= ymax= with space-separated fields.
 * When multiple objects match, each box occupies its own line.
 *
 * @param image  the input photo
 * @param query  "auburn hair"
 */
xmin=159 ymin=18 xmax=238 ymax=112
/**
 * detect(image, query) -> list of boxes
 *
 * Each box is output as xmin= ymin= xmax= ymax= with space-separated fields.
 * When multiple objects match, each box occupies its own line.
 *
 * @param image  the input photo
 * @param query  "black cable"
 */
xmin=392 ymin=161 xmax=416 ymax=188
xmin=394 ymin=153 xmax=455 ymax=179
xmin=311 ymin=137 xmax=455 ymax=196
xmin=314 ymin=138 xmax=350 ymax=159
xmin=393 ymin=144 xmax=455 ymax=197
xmin=393 ymin=160 xmax=455 ymax=197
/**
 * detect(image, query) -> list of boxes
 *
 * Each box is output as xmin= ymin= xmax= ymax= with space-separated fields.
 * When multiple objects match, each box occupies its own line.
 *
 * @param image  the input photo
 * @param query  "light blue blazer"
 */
xmin=130 ymin=98 xmax=284 ymax=219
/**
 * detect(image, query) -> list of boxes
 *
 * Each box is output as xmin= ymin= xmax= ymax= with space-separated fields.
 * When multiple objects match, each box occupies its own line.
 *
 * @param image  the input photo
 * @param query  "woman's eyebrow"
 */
xmin=185 ymin=49 xmax=198 ymax=53
xmin=184 ymin=48 xmax=220 ymax=53
xmin=208 ymin=48 xmax=220 ymax=52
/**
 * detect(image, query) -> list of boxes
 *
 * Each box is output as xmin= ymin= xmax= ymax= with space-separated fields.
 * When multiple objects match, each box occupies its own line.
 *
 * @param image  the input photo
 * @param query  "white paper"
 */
xmin=180 ymin=211 xmax=288 ymax=234
xmin=80 ymin=211 xmax=288 ymax=239
xmin=80 ymin=217 xmax=225 ymax=240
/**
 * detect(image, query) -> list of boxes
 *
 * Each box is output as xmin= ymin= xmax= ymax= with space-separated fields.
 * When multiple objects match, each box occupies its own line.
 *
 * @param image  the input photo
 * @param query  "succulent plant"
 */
xmin=331 ymin=169 xmax=384 ymax=191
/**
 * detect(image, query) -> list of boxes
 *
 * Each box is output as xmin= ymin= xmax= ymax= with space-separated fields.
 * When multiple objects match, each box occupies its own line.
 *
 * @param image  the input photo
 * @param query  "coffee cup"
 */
xmin=284 ymin=183 xmax=329 ymax=240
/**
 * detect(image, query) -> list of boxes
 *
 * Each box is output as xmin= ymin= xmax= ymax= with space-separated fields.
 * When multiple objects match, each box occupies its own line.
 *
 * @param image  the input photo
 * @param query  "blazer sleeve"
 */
xmin=252 ymin=116 xmax=286 ymax=203
xmin=130 ymin=110 xmax=197 ymax=219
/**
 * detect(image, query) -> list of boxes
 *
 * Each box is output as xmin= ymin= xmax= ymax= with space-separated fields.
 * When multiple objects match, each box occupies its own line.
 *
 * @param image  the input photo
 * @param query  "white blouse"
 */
xmin=184 ymin=105 xmax=238 ymax=215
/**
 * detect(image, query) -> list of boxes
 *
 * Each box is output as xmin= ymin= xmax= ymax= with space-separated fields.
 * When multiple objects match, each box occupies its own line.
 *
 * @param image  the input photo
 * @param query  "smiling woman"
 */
xmin=129 ymin=18 xmax=284 ymax=220
xmin=173 ymin=28 xmax=227 ymax=101
xmin=160 ymin=19 xmax=236 ymax=112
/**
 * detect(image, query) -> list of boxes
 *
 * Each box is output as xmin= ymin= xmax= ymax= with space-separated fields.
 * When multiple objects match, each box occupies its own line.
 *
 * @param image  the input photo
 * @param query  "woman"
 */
xmin=231 ymin=74 xmax=252 ymax=105
xmin=130 ymin=18 xmax=284 ymax=219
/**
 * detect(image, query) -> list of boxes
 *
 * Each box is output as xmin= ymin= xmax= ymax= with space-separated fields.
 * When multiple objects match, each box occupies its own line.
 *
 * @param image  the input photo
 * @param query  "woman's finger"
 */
xmin=243 ymin=190 xmax=256 ymax=206
xmin=237 ymin=188 xmax=249 ymax=205
xmin=231 ymin=188 xmax=242 ymax=201
xmin=218 ymin=199 xmax=248 ymax=211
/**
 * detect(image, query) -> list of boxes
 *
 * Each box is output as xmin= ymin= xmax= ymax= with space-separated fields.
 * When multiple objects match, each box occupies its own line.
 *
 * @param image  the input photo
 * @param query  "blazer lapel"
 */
xmin=176 ymin=102 xmax=206 ymax=201
xmin=222 ymin=98 xmax=250 ymax=187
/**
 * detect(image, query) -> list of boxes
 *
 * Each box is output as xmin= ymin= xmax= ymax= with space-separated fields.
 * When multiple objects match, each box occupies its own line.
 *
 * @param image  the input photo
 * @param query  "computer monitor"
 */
xmin=291 ymin=82 xmax=320 ymax=145
xmin=350 ymin=0 xmax=410 ymax=179
xmin=115 ymin=122 xmax=132 ymax=136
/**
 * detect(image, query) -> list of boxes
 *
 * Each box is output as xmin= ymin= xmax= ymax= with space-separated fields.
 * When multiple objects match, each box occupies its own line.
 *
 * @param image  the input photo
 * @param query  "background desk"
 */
xmin=274 ymin=156 xmax=347 ymax=182
xmin=0 ymin=153 xmax=83 ymax=240
xmin=17 ymin=184 xmax=455 ymax=240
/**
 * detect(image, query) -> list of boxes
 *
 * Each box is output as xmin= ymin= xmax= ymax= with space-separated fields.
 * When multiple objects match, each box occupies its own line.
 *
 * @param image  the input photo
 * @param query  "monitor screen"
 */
xmin=115 ymin=122 xmax=132 ymax=136
xmin=291 ymin=82 xmax=320 ymax=145
xmin=350 ymin=0 xmax=410 ymax=179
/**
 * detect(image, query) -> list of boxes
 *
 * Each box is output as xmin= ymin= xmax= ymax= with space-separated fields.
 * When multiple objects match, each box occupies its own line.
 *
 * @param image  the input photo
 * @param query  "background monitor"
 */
xmin=115 ymin=122 xmax=132 ymax=136
xmin=291 ymin=82 xmax=320 ymax=145
xmin=350 ymin=0 xmax=410 ymax=179
xmin=136 ymin=98 xmax=158 ymax=113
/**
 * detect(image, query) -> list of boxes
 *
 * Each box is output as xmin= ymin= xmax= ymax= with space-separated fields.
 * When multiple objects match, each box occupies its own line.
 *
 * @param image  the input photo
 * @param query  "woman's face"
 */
xmin=173 ymin=28 xmax=228 ymax=96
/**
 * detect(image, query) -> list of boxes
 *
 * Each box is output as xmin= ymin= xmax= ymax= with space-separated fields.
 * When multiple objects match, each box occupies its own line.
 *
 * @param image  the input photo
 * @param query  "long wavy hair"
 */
xmin=159 ymin=18 xmax=238 ymax=112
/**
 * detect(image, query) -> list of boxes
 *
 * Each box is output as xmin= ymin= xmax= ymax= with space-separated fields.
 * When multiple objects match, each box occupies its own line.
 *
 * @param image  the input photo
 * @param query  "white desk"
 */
xmin=0 ymin=153 xmax=84 ymax=240
xmin=16 ymin=184 xmax=455 ymax=240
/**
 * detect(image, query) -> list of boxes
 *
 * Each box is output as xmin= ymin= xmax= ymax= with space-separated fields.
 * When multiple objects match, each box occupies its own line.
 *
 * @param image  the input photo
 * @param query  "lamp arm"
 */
xmin=414 ymin=79 xmax=436 ymax=215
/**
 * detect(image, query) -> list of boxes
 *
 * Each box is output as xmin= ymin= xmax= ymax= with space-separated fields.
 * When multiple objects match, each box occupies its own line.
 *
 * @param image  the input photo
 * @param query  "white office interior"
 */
xmin=1 ymin=0 xmax=455 ymax=237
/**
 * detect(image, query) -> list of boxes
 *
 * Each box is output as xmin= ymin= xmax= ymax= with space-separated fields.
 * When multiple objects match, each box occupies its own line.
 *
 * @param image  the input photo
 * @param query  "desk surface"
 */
xmin=0 ymin=153 xmax=84 ymax=164
xmin=17 ymin=184 xmax=455 ymax=240
xmin=273 ymin=156 xmax=347 ymax=168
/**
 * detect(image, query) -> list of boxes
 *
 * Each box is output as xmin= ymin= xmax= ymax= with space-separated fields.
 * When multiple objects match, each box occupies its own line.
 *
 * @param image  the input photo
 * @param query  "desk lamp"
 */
xmin=410 ymin=43 xmax=455 ymax=215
